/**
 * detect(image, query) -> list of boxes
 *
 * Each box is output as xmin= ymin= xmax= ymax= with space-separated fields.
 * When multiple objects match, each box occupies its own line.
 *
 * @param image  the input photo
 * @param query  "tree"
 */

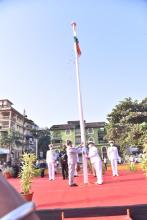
xmin=0 ymin=129 xmax=22 ymax=161
xmin=105 ymin=97 xmax=147 ymax=154
xmin=31 ymin=128 xmax=51 ymax=158
xmin=0 ymin=130 xmax=21 ymax=149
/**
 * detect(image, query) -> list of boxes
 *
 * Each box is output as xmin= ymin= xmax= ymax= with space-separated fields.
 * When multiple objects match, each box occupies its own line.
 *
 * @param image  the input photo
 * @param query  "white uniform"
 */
xmin=74 ymin=152 xmax=79 ymax=176
xmin=107 ymin=145 xmax=119 ymax=176
xmin=88 ymin=145 xmax=103 ymax=184
xmin=67 ymin=146 xmax=78 ymax=185
xmin=46 ymin=149 xmax=55 ymax=180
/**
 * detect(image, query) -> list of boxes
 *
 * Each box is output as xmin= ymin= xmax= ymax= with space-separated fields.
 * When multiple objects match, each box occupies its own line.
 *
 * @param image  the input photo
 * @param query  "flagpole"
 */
xmin=71 ymin=22 xmax=88 ymax=184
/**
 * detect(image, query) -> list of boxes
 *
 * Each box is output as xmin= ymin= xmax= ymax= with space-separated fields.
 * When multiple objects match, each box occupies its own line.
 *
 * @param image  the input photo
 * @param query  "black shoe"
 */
xmin=69 ymin=183 xmax=78 ymax=187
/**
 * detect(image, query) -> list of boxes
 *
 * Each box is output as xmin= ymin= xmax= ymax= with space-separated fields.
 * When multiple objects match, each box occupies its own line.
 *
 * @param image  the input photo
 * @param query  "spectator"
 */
xmin=39 ymin=160 xmax=47 ymax=178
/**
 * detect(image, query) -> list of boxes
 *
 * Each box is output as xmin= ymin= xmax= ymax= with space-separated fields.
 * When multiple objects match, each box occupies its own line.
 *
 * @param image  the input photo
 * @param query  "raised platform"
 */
xmin=8 ymin=169 xmax=147 ymax=219
xmin=8 ymin=170 xmax=147 ymax=209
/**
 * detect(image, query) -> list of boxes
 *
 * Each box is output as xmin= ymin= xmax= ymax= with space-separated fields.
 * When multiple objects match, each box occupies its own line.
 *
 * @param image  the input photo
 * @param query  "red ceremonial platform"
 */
xmin=8 ymin=169 xmax=147 ymax=219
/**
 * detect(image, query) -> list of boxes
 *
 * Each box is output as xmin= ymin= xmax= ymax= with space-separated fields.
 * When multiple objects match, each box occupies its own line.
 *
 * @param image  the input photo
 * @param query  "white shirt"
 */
xmin=46 ymin=150 xmax=55 ymax=163
xmin=88 ymin=146 xmax=101 ymax=164
xmin=107 ymin=146 xmax=119 ymax=160
xmin=66 ymin=146 xmax=78 ymax=164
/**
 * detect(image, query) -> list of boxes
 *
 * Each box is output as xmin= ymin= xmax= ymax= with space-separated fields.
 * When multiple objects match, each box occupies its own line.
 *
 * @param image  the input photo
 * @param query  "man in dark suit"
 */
xmin=59 ymin=145 xmax=68 ymax=180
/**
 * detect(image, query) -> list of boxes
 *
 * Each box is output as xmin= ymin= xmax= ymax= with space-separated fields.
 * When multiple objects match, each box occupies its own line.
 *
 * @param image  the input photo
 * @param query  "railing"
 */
xmin=0 ymin=126 xmax=9 ymax=130
xmin=0 ymin=116 xmax=10 ymax=120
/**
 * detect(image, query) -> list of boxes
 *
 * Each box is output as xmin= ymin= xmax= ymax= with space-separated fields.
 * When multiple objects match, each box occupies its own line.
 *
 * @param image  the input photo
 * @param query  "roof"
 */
xmin=0 ymin=99 xmax=13 ymax=105
xmin=85 ymin=122 xmax=105 ymax=128
xmin=50 ymin=124 xmax=73 ymax=130
xmin=50 ymin=121 xmax=105 ymax=130
xmin=0 ymin=106 xmax=38 ymax=127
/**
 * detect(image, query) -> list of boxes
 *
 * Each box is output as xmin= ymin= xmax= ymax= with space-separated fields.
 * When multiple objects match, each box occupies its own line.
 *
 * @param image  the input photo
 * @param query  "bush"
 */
xmin=2 ymin=167 xmax=14 ymax=178
xmin=19 ymin=153 xmax=36 ymax=194
xmin=141 ymin=141 xmax=147 ymax=176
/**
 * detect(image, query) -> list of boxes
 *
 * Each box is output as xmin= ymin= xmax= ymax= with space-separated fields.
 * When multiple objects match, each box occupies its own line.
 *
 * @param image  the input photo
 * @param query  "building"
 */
xmin=50 ymin=120 xmax=106 ymax=147
xmin=0 ymin=99 xmax=38 ymax=160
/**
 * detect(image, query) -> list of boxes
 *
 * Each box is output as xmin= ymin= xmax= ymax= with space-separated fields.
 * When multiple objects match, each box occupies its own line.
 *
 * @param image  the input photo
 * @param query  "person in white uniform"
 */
xmin=74 ymin=152 xmax=79 ymax=177
xmin=88 ymin=142 xmax=103 ymax=185
xmin=107 ymin=140 xmax=120 ymax=176
xmin=46 ymin=144 xmax=56 ymax=181
xmin=66 ymin=140 xmax=78 ymax=187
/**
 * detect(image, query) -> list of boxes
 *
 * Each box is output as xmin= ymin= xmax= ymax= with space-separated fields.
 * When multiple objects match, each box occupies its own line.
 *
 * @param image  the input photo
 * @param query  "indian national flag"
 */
xmin=74 ymin=36 xmax=81 ymax=56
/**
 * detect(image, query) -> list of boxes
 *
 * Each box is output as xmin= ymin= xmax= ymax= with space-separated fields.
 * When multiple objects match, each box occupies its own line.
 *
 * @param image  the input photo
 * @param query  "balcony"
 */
xmin=0 ymin=125 xmax=9 ymax=131
xmin=0 ymin=116 xmax=10 ymax=120
xmin=0 ymin=106 xmax=11 ymax=110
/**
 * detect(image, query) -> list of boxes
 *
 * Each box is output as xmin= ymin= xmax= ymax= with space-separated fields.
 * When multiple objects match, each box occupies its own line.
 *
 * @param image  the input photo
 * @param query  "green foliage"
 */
xmin=33 ymin=168 xmax=41 ymax=177
xmin=128 ymin=163 xmax=137 ymax=172
xmin=19 ymin=153 xmax=36 ymax=194
xmin=105 ymin=97 xmax=147 ymax=154
xmin=141 ymin=140 xmax=147 ymax=176
xmin=31 ymin=128 xmax=51 ymax=158
xmin=0 ymin=129 xmax=22 ymax=148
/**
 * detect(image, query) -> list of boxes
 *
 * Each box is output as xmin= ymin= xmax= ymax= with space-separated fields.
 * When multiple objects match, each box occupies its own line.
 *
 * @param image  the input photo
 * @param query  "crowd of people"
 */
xmin=0 ymin=139 xmax=123 ymax=187
xmin=0 ymin=139 xmax=134 ymax=219
xmin=45 ymin=140 xmax=121 ymax=187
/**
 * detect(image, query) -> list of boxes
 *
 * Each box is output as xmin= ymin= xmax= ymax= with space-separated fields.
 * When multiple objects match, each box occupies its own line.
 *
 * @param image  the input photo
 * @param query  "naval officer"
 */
xmin=88 ymin=142 xmax=103 ymax=185
xmin=46 ymin=144 xmax=56 ymax=181
xmin=66 ymin=140 xmax=79 ymax=187
xmin=107 ymin=140 xmax=120 ymax=176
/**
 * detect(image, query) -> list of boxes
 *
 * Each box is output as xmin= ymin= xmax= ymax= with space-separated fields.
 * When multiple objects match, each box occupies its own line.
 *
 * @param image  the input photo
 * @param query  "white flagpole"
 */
xmin=71 ymin=22 xmax=88 ymax=184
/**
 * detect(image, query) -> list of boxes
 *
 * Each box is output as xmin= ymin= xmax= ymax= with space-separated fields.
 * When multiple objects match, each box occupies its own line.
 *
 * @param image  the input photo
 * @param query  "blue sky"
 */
xmin=0 ymin=0 xmax=147 ymax=127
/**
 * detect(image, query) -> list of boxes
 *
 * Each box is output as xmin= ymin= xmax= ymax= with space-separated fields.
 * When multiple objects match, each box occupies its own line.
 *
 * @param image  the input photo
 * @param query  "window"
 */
xmin=75 ymin=137 xmax=81 ymax=145
xmin=87 ymin=128 xmax=94 ymax=134
xmin=75 ymin=128 xmax=80 ymax=135
xmin=66 ymin=129 xmax=71 ymax=135
xmin=99 ymin=127 xmax=104 ymax=131
xmin=98 ymin=128 xmax=105 ymax=144
xmin=52 ymin=139 xmax=62 ymax=144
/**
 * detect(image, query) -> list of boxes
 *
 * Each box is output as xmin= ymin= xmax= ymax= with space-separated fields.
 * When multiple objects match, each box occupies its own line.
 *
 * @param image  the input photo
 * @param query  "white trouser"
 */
xmin=110 ymin=159 xmax=118 ymax=175
xmin=92 ymin=160 xmax=103 ymax=184
xmin=47 ymin=162 xmax=55 ymax=180
xmin=74 ymin=163 xmax=78 ymax=176
xmin=68 ymin=163 xmax=76 ymax=185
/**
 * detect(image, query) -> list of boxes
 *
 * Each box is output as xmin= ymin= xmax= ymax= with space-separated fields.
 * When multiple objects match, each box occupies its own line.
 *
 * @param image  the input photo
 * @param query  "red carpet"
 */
xmin=8 ymin=170 xmax=147 ymax=210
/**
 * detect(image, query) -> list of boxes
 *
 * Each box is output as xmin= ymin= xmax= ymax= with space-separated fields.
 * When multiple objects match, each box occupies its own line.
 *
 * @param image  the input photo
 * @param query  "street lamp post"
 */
xmin=35 ymin=129 xmax=38 ymax=159
xmin=22 ymin=109 xmax=27 ymax=154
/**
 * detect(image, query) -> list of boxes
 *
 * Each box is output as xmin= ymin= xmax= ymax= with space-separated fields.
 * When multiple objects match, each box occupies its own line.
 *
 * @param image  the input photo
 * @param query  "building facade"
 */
xmin=50 ymin=120 xmax=106 ymax=147
xmin=0 ymin=99 xmax=38 ymax=160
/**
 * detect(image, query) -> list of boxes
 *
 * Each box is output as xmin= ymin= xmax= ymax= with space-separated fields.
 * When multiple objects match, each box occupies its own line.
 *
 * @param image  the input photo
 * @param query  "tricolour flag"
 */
xmin=74 ymin=36 xmax=81 ymax=56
